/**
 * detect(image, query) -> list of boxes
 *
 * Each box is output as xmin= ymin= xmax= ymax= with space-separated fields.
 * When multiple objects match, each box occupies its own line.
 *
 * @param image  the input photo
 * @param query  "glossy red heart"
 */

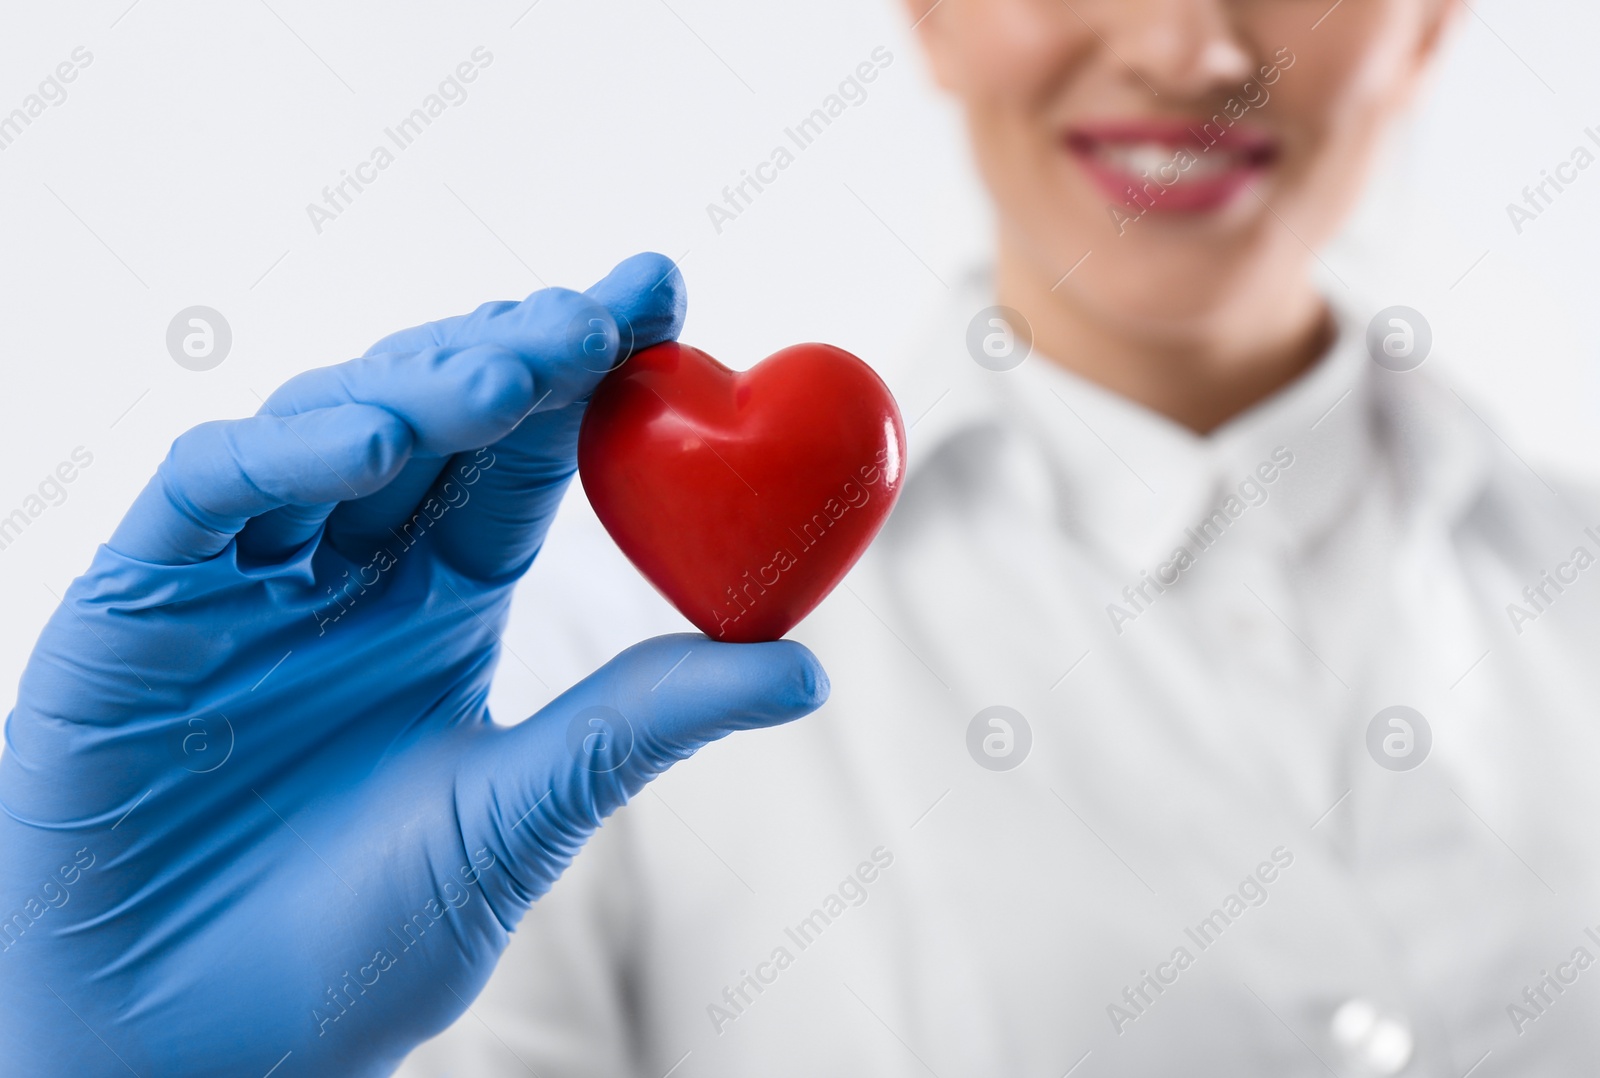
xmin=577 ymin=341 xmax=906 ymax=643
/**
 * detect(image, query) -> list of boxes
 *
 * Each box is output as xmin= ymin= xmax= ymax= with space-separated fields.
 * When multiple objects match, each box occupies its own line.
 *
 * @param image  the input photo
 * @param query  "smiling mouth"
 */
xmin=1064 ymin=121 xmax=1280 ymax=214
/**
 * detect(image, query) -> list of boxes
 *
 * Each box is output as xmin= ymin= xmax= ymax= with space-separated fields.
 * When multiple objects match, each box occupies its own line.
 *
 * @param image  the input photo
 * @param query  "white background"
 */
xmin=1 ymin=0 xmax=1597 ymax=719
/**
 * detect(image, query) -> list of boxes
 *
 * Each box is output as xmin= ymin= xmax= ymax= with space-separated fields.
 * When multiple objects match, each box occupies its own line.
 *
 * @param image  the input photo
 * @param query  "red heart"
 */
xmin=577 ymin=342 xmax=906 ymax=643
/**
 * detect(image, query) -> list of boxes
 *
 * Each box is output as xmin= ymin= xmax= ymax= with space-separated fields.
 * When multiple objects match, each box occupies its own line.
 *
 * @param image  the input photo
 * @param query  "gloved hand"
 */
xmin=0 ymin=253 xmax=828 ymax=1077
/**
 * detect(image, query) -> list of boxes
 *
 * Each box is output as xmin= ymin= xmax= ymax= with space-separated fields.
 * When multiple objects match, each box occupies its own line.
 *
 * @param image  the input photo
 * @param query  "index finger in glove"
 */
xmin=109 ymin=403 xmax=413 ymax=565
xmin=259 ymin=290 xmax=605 ymax=457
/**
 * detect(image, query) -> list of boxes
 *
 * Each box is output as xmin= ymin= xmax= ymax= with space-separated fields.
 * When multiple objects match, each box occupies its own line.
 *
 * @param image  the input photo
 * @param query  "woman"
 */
xmin=404 ymin=0 xmax=1600 ymax=1074
xmin=4 ymin=0 xmax=1593 ymax=1075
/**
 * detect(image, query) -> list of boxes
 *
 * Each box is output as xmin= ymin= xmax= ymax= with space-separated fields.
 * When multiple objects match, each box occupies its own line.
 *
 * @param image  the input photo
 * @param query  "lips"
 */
xmin=1064 ymin=119 xmax=1279 ymax=214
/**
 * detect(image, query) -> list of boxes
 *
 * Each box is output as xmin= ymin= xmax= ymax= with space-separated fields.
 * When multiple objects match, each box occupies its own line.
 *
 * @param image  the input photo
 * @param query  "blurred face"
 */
xmin=912 ymin=0 xmax=1453 ymax=335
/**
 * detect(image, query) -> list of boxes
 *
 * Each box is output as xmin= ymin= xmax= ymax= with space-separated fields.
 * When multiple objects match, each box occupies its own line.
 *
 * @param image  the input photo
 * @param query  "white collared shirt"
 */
xmin=402 ymin=272 xmax=1600 ymax=1078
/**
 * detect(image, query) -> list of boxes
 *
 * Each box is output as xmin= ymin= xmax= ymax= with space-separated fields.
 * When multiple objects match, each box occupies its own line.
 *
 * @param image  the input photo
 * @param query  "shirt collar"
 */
xmin=880 ymin=269 xmax=1494 ymax=573
xmin=886 ymin=268 xmax=1011 ymax=475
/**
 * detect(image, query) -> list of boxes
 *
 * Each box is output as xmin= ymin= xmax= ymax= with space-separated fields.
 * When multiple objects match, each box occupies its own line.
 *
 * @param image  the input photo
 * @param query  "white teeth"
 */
xmin=1096 ymin=141 xmax=1241 ymax=183
xmin=1121 ymin=145 xmax=1174 ymax=176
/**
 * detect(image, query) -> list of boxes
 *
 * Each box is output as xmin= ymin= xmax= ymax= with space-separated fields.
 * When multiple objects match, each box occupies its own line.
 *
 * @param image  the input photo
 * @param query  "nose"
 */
xmin=1091 ymin=0 xmax=1254 ymax=99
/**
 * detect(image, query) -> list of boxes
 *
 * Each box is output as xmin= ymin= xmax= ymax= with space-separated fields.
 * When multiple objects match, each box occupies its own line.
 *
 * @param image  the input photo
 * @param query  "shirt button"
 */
xmin=1330 ymin=998 xmax=1414 ymax=1074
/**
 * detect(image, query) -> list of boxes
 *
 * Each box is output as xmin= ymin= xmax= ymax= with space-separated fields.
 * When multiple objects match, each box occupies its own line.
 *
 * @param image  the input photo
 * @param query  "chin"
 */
xmin=1021 ymin=218 xmax=1276 ymax=332
xmin=1075 ymin=276 xmax=1261 ymax=337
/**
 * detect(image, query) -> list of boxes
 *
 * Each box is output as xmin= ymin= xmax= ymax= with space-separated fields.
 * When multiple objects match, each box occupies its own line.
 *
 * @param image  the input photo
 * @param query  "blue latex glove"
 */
xmin=0 ymin=253 xmax=828 ymax=1077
